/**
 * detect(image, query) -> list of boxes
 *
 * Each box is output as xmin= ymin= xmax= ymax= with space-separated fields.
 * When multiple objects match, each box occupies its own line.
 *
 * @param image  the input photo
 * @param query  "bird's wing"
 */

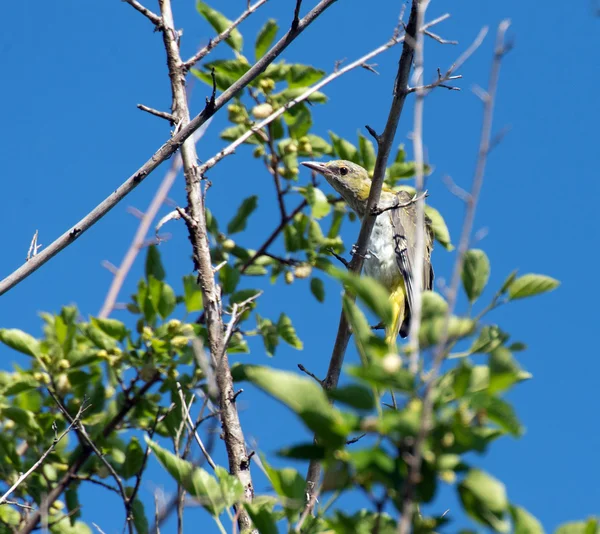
xmin=389 ymin=191 xmax=435 ymax=317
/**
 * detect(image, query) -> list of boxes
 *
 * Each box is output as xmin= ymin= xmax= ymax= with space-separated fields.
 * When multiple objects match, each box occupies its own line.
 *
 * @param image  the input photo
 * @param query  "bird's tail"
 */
xmin=385 ymin=283 xmax=407 ymax=349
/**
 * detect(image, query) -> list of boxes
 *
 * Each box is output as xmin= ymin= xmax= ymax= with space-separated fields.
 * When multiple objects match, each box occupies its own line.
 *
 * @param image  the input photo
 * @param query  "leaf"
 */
xmin=215 ymin=466 xmax=244 ymax=509
xmin=327 ymin=267 xmax=393 ymax=326
xmin=310 ymin=277 xmax=325 ymax=303
xmin=235 ymin=365 xmax=350 ymax=447
xmin=219 ymin=264 xmax=241 ymax=295
xmin=91 ymin=317 xmax=127 ymax=342
xmin=419 ymin=316 xmax=476 ymax=349
xmin=302 ymin=184 xmax=331 ymax=220
xmin=462 ymin=249 xmax=491 ymax=302
xmin=262 ymin=458 xmax=306 ymax=514
xmin=287 ymin=105 xmax=312 ymax=140
xmin=287 ymin=65 xmax=325 ymax=88
xmin=245 ymin=502 xmax=279 ymax=534
xmin=123 ymin=438 xmax=145 ymax=479
xmin=256 ymin=315 xmax=279 ymax=356
xmin=555 ymin=519 xmax=600 ymax=534
xmin=328 ymin=384 xmax=375 ymax=410
xmin=489 ymin=347 xmax=531 ymax=394
xmin=157 ymin=282 xmax=177 ymax=320
xmin=277 ymin=314 xmax=303 ymax=350
xmin=131 ymin=498 xmax=149 ymax=534
xmin=145 ymin=245 xmax=165 ymax=281
xmin=329 ymin=132 xmax=359 ymax=162
xmin=146 ymin=438 xmax=226 ymax=516
xmin=228 ymin=195 xmax=258 ymax=234
xmin=424 ymin=205 xmax=453 ymax=250
xmin=3 ymin=406 xmax=40 ymax=434
xmin=358 ymin=133 xmax=376 ymax=173
xmin=183 ymin=275 xmax=203 ymax=312
xmin=510 ymin=505 xmax=545 ymax=534
xmin=458 ymin=469 xmax=510 ymax=532
xmin=0 ymin=329 xmax=41 ymax=358
xmin=220 ymin=124 xmax=261 ymax=145
xmin=508 ymin=274 xmax=560 ymax=300
xmin=196 ymin=1 xmax=243 ymax=52
xmin=305 ymin=134 xmax=333 ymax=156
xmin=255 ymin=19 xmax=278 ymax=61
xmin=469 ymin=325 xmax=509 ymax=355
xmin=271 ymin=88 xmax=327 ymax=104
xmin=277 ymin=443 xmax=327 ymax=460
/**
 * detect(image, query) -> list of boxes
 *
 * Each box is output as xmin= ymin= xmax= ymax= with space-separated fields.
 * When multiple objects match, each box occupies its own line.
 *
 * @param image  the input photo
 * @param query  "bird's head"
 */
xmin=301 ymin=160 xmax=371 ymax=213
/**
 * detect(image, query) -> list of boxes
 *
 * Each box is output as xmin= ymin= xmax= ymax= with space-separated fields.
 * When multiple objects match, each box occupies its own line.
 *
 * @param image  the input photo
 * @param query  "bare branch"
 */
xmin=26 ymin=230 xmax=41 ymax=261
xmin=122 ymin=0 xmax=162 ymax=27
xmin=398 ymin=21 xmax=511 ymax=534
xmin=0 ymin=0 xmax=339 ymax=298
xmin=183 ymin=0 xmax=268 ymax=70
xmin=137 ymin=104 xmax=175 ymax=123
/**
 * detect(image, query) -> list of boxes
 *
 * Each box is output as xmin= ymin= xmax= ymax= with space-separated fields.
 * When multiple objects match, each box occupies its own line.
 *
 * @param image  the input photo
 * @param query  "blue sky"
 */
xmin=1 ymin=0 xmax=599 ymax=532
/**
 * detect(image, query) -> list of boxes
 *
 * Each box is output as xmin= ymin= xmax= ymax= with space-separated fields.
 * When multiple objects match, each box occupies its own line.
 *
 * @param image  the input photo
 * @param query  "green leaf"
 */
xmin=228 ymin=195 xmax=258 ymax=234
xmin=131 ymin=498 xmax=149 ymax=534
xmin=469 ymin=325 xmax=509 ymax=355
xmin=0 ymin=505 xmax=20 ymax=526
xmin=287 ymin=65 xmax=325 ymax=88
xmin=277 ymin=314 xmax=303 ymax=350
xmin=510 ymin=505 xmax=545 ymax=534
xmin=3 ymin=406 xmax=40 ymax=434
xmin=271 ymin=88 xmax=327 ymax=104
xmin=302 ymin=184 xmax=331 ymax=220
xmin=358 ymin=133 xmax=376 ymax=173
xmin=287 ymin=105 xmax=312 ymax=140
xmin=327 ymin=267 xmax=393 ymax=326
xmin=277 ymin=443 xmax=327 ymax=460
xmin=508 ymin=274 xmax=560 ymax=300
xmin=329 ymin=132 xmax=359 ymax=162
xmin=263 ymin=458 xmax=305 ymax=513
xmin=555 ymin=519 xmax=599 ymax=534
xmin=145 ymin=245 xmax=165 ymax=281
xmin=146 ymin=438 xmax=226 ymax=516
xmin=342 ymin=296 xmax=373 ymax=361
xmin=310 ymin=277 xmax=325 ymax=303
xmin=91 ymin=317 xmax=127 ymax=342
xmin=157 ymin=282 xmax=177 ymax=320
xmin=419 ymin=316 xmax=476 ymax=349
xmin=462 ymin=249 xmax=491 ymax=302
xmin=256 ymin=315 xmax=279 ymax=356
xmin=220 ymin=124 xmax=261 ymax=145
xmin=458 ymin=469 xmax=510 ymax=532
xmin=255 ymin=19 xmax=278 ymax=61
xmin=219 ymin=264 xmax=241 ymax=295
xmin=305 ymin=134 xmax=333 ymax=156
xmin=470 ymin=393 xmax=523 ymax=436
xmin=0 ymin=329 xmax=41 ymax=358
xmin=215 ymin=466 xmax=244 ymax=509
xmin=123 ymin=438 xmax=145 ymax=479
xmin=196 ymin=1 xmax=243 ymax=52
xmin=235 ymin=365 xmax=350 ymax=447
xmin=489 ymin=347 xmax=531 ymax=394
xmin=183 ymin=275 xmax=203 ymax=312
xmin=85 ymin=324 xmax=117 ymax=351
xmin=328 ymin=384 xmax=375 ymax=410
xmin=424 ymin=205 xmax=453 ymax=250
xmin=245 ymin=501 xmax=279 ymax=534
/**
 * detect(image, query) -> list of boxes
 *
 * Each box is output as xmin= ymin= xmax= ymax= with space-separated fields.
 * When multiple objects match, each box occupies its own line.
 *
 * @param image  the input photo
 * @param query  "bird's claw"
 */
xmin=351 ymin=245 xmax=377 ymax=260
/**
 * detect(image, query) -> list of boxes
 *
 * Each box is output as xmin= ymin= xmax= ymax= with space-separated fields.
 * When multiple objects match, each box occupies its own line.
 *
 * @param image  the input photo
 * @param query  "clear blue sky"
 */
xmin=1 ymin=1 xmax=598 ymax=532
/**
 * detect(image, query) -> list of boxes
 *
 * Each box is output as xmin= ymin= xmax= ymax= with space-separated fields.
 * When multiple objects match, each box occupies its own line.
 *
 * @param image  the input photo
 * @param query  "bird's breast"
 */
xmin=363 ymin=216 xmax=402 ymax=290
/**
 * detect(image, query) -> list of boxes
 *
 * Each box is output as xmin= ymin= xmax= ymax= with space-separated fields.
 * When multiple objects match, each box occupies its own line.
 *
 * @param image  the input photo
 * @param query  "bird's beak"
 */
xmin=301 ymin=161 xmax=328 ymax=175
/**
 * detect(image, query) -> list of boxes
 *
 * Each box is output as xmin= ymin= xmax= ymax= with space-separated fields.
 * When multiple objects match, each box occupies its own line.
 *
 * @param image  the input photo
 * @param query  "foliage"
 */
xmin=0 ymin=3 xmax=583 ymax=534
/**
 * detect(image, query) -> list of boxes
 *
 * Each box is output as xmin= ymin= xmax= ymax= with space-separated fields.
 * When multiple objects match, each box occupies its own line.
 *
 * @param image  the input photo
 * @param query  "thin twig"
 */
xmin=176 ymin=382 xmax=217 ymax=471
xmin=0 ymin=404 xmax=86 ymax=506
xmin=122 ymin=0 xmax=162 ymax=27
xmin=183 ymin=0 xmax=268 ymax=69
xmin=137 ymin=104 xmax=175 ymax=123
xmin=397 ymin=21 xmax=511 ymax=534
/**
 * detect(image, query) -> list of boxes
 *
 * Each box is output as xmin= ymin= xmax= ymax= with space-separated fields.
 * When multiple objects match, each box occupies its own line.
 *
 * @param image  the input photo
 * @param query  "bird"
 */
xmin=301 ymin=159 xmax=434 ymax=347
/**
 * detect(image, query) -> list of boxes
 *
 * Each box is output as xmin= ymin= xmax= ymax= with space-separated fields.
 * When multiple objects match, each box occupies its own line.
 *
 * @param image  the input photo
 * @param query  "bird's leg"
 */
xmin=350 ymin=244 xmax=378 ymax=260
xmin=371 ymin=322 xmax=385 ymax=331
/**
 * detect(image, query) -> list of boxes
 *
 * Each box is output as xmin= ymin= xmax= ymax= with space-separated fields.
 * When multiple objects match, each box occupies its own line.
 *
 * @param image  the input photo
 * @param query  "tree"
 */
xmin=0 ymin=1 xmax=594 ymax=533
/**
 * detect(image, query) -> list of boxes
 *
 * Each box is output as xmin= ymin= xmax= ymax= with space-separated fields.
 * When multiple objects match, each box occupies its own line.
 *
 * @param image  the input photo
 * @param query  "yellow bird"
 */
xmin=301 ymin=160 xmax=434 ymax=347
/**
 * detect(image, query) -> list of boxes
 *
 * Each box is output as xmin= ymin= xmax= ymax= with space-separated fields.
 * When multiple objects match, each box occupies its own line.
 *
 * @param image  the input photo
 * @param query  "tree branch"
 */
xmin=0 ymin=0 xmax=339 ymax=298
xmin=397 ymin=21 xmax=511 ymax=533
xmin=122 ymin=0 xmax=162 ymax=27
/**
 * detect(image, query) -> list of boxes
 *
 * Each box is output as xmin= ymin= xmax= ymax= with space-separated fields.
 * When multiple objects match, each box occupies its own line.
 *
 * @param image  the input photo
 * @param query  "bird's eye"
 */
xmin=339 ymin=166 xmax=349 ymax=176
